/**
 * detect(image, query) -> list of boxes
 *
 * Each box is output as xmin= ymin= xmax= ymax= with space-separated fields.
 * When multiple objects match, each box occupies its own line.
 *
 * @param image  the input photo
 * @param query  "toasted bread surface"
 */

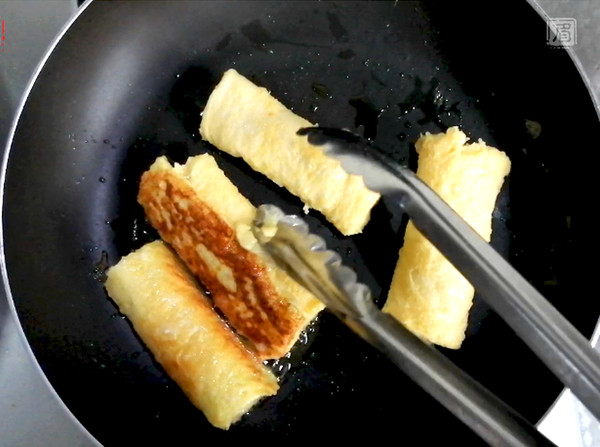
xmin=138 ymin=155 xmax=323 ymax=359
xmin=200 ymin=69 xmax=380 ymax=235
xmin=105 ymin=241 xmax=278 ymax=429
xmin=383 ymin=127 xmax=511 ymax=348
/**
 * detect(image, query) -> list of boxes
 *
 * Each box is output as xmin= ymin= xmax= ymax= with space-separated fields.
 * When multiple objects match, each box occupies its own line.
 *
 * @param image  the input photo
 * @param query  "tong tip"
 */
xmin=252 ymin=204 xmax=375 ymax=319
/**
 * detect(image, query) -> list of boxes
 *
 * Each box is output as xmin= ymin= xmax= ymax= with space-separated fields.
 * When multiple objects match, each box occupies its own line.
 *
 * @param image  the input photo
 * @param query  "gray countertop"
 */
xmin=1 ymin=1 xmax=599 ymax=446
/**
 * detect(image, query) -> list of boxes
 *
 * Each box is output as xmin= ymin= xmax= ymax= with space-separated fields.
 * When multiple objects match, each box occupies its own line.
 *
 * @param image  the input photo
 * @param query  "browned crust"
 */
xmin=138 ymin=170 xmax=302 ymax=360
xmin=105 ymin=241 xmax=278 ymax=429
xmin=143 ymin=252 xmax=267 ymax=380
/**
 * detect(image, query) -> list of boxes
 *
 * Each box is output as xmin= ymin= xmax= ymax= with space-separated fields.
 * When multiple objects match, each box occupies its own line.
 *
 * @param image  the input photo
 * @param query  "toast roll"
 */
xmin=105 ymin=241 xmax=278 ymax=430
xmin=138 ymin=155 xmax=324 ymax=360
xmin=383 ymin=127 xmax=511 ymax=348
xmin=199 ymin=69 xmax=380 ymax=236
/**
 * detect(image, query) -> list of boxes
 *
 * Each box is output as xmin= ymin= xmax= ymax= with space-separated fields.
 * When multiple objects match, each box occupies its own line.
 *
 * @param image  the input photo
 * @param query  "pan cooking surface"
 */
xmin=3 ymin=1 xmax=599 ymax=444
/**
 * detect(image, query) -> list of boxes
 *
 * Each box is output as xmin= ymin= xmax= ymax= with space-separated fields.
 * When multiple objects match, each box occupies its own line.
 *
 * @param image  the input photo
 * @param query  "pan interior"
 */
xmin=3 ymin=1 xmax=598 ymax=445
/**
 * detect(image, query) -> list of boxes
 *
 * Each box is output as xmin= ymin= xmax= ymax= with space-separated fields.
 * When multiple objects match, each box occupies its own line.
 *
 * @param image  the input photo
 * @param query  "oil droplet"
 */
xmin=398 ymin=77 xmax=462 ymax=129
xmin=398 ymin=103 xmax=415 ymax=117
xmin=349 ymin=97 xmax=384 ymax=141
xmin=263 ymin=317 xmax=320 ymax=381
xmin=337 ymin=48 xmax=355 ymax=60
xmin=239 ymin=20 xmax=272 ymax=48
xmin=311 ymin=82 xmax=331 ymax=99
xmin=525 ymin=119 xmax=542 ymax=139
xmin=99 ymin=177 xmax=106 ymax=183
xmin=326 ymin=11 xmax=348 ymax=42
xmin=91 ymin=250 xmax=109 ymax=282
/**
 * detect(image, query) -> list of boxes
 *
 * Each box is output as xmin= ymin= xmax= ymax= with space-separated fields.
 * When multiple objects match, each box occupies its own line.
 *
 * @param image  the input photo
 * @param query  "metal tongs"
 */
xmin=251 ymin=127 xmax=600 ymax=446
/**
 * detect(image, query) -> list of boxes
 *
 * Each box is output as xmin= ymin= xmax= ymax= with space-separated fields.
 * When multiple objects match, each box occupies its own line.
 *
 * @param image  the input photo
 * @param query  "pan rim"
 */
xmin=0 ymin=0 xmax=598 ymax=443
xmin=522 ymin=0 xmax=600 ymax=432
xmin=0 ymin=0 xmax=101 ymax=445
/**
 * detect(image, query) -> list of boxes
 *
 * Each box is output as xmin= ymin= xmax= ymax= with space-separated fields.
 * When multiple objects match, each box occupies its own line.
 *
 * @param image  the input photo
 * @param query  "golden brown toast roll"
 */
xmin=383 ymin=127 xmax=511 ymax=348
xmin=104 ymin=241 xmax=278 ymax=430
xmin=138 ymin=155 xmax=324 ymax=360
xmin=199 ymin=68 xmax=380 ymax=236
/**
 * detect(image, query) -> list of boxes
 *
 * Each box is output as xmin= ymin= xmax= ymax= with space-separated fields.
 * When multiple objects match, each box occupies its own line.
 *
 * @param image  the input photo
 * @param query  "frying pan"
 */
xmin=2 ymin=1 xmax=598 ymax=445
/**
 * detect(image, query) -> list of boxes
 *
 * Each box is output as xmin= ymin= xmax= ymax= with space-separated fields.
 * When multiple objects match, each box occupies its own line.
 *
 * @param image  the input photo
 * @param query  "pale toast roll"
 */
xmin=138 ymin=155 xmax=324 ymax=360
xmin=383 ymin=127 xmax=511 ymax=348
xmin=199 ymin=68 xmax=380 ymax=236
xmin=105 ymin=241 xmax=278 ymax=430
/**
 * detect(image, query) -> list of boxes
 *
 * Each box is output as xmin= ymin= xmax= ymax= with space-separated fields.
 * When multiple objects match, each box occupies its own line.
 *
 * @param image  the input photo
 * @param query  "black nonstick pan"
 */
xmin=2 ymin=1 xmax=599 ymax=445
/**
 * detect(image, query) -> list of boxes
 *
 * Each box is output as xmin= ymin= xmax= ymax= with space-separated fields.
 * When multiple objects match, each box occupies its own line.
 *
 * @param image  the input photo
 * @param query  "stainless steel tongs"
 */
xmin=250 ymin=127 xmax=600 ymax=447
